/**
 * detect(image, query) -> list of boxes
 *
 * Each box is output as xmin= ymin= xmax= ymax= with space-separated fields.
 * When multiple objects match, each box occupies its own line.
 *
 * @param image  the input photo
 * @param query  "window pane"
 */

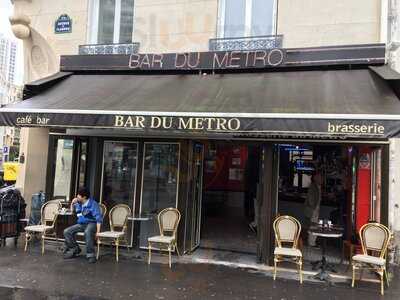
xmin=140 ymin=143 xmax=180 ymax=248
xmin=98 ymin=0 xmax=115 ymax=44
xmin=53 ymin=139 xmax=74 ymax=201
xmin=251 ymin=0 xmax=275 ymax=36
xmin=78 ymin=142 xmax=87 ymax=189
xmin=224 ymin=0 xmax=246 ymax=38
xmin=119 ymin=0 xmax=134 ymax=43
xmin=101 ymin=142 xmax=137 ymax=208
xmin=101 ymin=142 xmax=138 ymax=245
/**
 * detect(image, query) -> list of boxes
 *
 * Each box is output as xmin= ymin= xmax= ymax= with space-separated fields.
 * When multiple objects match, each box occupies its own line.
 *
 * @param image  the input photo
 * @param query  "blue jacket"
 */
xmin=74 ymin=198 xmax=103 ymax=224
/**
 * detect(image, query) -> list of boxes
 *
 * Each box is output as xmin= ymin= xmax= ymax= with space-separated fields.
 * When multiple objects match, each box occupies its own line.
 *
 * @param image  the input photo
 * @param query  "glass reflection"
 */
xmin=78 ymin=142 xmax=87 ymax=190
xmin=53 ymin=139 xmax=74 ymax=201
xmin=98 ymin=0 xmax=116 ymax=44
xmin=140 ymin=143 xmax=180 ymax=248
xmin=119 ymin=0 xmax=134 ymax=43
xmin=101 ymin=142 xmax=138 ymax=210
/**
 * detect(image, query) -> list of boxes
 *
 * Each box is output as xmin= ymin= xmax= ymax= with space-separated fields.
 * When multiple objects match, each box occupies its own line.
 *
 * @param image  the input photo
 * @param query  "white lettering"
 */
xmin=151 ymin=116 xmax=162 ymax=128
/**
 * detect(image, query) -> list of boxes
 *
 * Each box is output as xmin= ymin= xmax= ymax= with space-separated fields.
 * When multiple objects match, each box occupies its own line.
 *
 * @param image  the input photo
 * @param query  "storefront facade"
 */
xmin=1 ymin=44 xmax=400 ymax=263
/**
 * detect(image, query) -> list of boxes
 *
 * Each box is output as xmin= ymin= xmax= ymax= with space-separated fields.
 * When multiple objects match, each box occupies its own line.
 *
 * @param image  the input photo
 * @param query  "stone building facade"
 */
xmin=8 ymin=0 xmax=400 ymax=262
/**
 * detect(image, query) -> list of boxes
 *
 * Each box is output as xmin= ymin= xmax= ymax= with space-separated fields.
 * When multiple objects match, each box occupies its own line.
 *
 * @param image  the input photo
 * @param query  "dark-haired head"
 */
xmin=77 ymin=187 xmax=90 ymax=199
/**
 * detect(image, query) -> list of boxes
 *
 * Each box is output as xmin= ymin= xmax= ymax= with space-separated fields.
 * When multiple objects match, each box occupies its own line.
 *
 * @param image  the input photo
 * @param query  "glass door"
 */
xmin=100 ymin=141 xmax=138 ymax=246
xmin=52 ymin=138 xmax=75 ymax=202
xmin=190 ymin=143 xmax=204 ymax=251
xmin=74 ymin=140 xmax=88 ymax=195
xmin=139 ymin=143 xmax=180 ymax=248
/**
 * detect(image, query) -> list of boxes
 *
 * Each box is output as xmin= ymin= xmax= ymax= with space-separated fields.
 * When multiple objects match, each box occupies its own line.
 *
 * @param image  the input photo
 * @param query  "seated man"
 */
xmin=63 ymin=187 xmax=102 ymax=263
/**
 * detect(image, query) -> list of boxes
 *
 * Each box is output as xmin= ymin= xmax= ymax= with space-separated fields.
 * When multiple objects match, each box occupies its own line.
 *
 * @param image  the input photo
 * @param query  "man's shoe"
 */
xmin=63 ymin=248 xmax=81 ymax=259
xmin=87 ymin=257 xmax=96 ymax=264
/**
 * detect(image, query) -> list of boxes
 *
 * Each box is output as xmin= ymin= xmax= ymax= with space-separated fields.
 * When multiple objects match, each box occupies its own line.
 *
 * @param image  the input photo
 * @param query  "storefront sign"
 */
xmin=114 ymin=115 xmax=241 ymax=131
xmin=55 ymin=15 xmax=72 ymax=34
xmin=2 ymin=111 xmax=397 ymax=140
xmin=128 ymin=49 xmax=285 ymax=70
xmin=60 ymin=44 xmax=385 ymax=72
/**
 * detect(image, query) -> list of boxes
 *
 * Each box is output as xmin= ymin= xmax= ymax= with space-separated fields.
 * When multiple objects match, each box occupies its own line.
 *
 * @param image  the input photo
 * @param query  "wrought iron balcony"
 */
xmin=209 ymin=35 xmax=283 ymax=51
xmin=78 ymin=42 xmax=140 ymax=55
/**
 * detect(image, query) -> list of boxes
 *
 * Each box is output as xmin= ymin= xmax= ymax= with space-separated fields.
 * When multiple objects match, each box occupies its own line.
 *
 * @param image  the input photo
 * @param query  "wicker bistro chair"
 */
xmin=96 ymin=204 xmax=131 ymax=262
xmin=148 ymin=208 xmax=181 ymax=268
xmin=273 ymin=215 xmax=303 ymax=283
xmin=76 ymin=203 xmax=107 ymax=238
xmin=24 ymin=200 xmax=62 ymax=255
xmin=351 ymin=222 xmax=392 ymax=295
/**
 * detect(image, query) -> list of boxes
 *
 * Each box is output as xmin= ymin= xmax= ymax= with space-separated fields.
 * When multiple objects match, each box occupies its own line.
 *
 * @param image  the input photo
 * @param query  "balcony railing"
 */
xmin=78 ymin=43 xmax=140 ymax=55
xmin=209 ymin=35 xmax=283 ymax=51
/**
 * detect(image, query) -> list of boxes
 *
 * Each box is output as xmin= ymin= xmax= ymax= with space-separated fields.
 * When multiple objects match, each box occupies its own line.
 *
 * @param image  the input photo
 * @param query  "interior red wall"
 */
xmin=203 ymin=144 xmax=248 ymax=192
xmin=356 ymin=147 xmax=372 ymax=233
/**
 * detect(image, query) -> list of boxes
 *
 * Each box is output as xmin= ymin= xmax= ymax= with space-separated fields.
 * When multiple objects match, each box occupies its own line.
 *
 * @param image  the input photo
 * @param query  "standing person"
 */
xmin=304 ymin=173 xmax=322 ymax=246
xmin=63 ymin=187 xmax=103 ymax=263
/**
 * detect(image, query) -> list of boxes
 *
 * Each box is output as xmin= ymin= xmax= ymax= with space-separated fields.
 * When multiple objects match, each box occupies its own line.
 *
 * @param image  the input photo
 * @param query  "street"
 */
xmin=0 ymin=242 xmax=399 ymax=300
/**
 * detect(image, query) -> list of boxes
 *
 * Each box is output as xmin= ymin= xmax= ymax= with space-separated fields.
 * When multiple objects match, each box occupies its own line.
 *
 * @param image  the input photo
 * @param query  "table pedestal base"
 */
xmin=312 ymin=256 xmax=337 ymax=281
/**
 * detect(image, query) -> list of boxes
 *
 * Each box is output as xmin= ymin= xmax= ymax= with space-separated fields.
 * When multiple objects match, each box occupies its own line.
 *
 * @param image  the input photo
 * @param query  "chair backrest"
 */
xmin=109 ymin=204 xmax=131 ymax=232
xmin=273 ymin=215 xmax=301 ymax=248
xmin=158 ymin=208 xmax=181 ymax=238
xmin=99 ymin=203 xmax=107 ymax=218
xmin=359 ymin=222 xmax=391 ymax=258
xmin=41 ymin=200 xmax=62 ymax=227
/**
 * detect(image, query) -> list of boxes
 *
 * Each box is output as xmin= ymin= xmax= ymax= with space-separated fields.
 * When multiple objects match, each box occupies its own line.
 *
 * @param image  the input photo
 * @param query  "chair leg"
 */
xmin=359 ymin=269 xmax=364 ymax=281
xmin=175 ymin=242 xmax=181 ymax=257
xmin=115 ymin=239 xmax=119 ymax=262
xmin=96 ymin=239 xmax=100 ymax=260
xmin=148 ymin=243 xmax=152 ymax=265
xmin=384 ymin=268 xmax=390 ymax=287
xmin=24 ymin=232 xmax=30 ymax=252
xmin=168 ymin=246 xmax=172 ymax=268
xmin=351 ymin=265 xmax=356 ymax=288
xmin=380 ymin=270 xmax=384 ymax=296
xmin=41 ymin=234 xmax=45 ymax=255
xmin=273 ymin=257 xmax=277 ymax=281
xmin=123 ymin=237 xmax=130 ymax=251
xmin=298 ymin=259 xmax=303 ymax=284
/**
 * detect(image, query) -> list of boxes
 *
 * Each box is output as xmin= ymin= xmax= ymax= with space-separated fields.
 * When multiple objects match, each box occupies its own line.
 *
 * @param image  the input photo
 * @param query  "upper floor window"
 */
xmin=89 ymin=0 xmax=134 ymax=44
xmin=218 ymin=0 xmax=277 ymax=38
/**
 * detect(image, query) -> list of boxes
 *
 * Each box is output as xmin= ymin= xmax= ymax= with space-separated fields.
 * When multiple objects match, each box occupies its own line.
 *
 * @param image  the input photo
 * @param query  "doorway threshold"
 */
xmin=179 ymin=248 xmax=380 ymax=284
xmin=181 ymin=248 xmax=269 ymax=271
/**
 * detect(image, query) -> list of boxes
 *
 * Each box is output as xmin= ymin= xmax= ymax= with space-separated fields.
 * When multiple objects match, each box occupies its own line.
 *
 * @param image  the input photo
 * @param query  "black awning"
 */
xmin=1 ymin=68 xmax=400 ymax=139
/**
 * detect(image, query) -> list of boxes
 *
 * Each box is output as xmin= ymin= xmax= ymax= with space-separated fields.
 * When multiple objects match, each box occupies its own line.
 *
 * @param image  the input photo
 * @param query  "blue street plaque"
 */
xmin=55 ymin=14 xmax=72 ymax=34
xmin=3 ymin=146 xmax=9 ymax=154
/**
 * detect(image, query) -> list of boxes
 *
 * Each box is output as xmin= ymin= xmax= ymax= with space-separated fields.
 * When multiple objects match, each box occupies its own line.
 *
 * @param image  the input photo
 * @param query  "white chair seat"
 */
xmin=274 ymin=247 xmax=302 ymax=257
xmin=148 ymin=235 xmax=175 ymax=243
xmin=25 ymin=225 xmax=53 ymax=232
xmin=97 ymin=231 xmax=125 ymax=238
xmin=352 ymin=254 xmax=385 ymax=266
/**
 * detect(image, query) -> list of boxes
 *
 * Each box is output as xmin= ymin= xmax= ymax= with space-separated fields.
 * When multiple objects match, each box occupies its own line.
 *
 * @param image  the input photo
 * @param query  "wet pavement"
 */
xmin=0 ymin=241 xmax=399 ymax=300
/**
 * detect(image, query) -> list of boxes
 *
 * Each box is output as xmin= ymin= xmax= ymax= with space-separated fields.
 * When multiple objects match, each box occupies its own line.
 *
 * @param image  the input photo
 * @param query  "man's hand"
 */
xmin=70 ymin=198 xmax=79 ymax=211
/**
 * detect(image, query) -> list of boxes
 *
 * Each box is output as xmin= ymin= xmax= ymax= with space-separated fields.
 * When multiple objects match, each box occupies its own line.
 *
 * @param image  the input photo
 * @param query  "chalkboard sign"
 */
xmin=55 ymin=14 xmax=72 ymax=34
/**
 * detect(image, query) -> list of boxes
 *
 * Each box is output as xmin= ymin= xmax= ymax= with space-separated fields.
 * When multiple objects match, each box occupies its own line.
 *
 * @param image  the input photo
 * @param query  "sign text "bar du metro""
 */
xmin=128 ymin=49 xmax=286 ymax=70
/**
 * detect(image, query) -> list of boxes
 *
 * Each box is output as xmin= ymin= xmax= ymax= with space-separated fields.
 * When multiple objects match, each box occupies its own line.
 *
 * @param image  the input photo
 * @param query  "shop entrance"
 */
xmin=276 ymin=143 xmax=383 ymax=268
xmin=196 ymin=142 xmax=261 ymax=254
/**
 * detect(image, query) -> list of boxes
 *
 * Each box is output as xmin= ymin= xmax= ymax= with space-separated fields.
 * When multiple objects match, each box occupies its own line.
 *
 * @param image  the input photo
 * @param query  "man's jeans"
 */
xmin=63 ymin=223 xmax=96 ymax=258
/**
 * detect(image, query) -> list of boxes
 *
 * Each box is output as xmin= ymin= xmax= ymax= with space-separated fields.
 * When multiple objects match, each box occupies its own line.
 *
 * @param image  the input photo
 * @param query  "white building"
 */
xmin=4 ymin=0 xmax=400 ymax=269
xmin=0 ymin=33 xmax=20 ymax=166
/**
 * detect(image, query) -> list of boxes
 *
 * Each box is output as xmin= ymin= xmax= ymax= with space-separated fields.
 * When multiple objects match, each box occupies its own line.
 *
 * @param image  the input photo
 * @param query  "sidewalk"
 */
xmin=0 ymin=240 xmax=399 ymax=300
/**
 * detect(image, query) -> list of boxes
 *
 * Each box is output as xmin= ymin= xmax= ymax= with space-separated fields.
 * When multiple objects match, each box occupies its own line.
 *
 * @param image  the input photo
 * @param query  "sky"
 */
xmin=0 ymin=0 xmax=24 ymax=85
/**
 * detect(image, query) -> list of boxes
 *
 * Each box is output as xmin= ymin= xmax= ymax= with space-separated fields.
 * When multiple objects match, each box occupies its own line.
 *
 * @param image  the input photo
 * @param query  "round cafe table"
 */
xmin=127 ymin=214 xmax=156 ymax=259
xmin=309 ymin=224 xmax=343 ymax=281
